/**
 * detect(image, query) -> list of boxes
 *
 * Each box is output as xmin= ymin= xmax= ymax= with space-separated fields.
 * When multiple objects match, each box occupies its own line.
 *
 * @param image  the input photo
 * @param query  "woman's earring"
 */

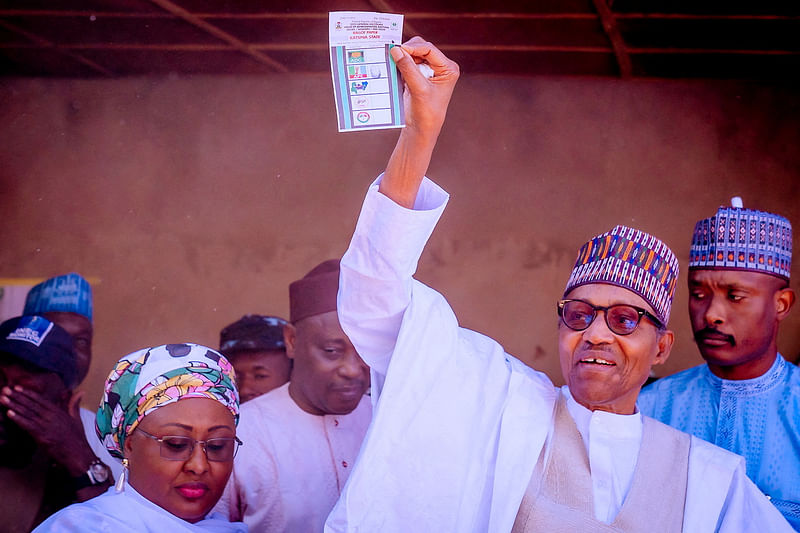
xmin=115 ymin=458 xmax=129 ymax=493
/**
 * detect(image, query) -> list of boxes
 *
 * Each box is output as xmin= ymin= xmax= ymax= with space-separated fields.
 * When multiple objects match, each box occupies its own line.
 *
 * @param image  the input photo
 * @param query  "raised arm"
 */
xmin=380 ymin=38 xmax=459 ymax=208
xmin=338 ymin=39 xmax=459 ymax=380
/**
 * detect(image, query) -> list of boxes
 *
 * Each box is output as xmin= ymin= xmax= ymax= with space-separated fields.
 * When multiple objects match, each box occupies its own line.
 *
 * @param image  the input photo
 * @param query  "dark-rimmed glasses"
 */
xmin=136 ymin=427 xmax=242 ymax=462
xmin=557 ymin=299 xmax=663 ymax=336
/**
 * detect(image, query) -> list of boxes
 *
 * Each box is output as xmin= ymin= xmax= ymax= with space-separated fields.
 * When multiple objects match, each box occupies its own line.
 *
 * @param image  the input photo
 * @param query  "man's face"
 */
xmin=0 ymin=357 xmax=68 ymax=454
xmin=688 ymin=269 xmax=794 ymax=380
xmin=229 ymin=350 xmax=291 ymax=403
xmin=558 ymin=284 xmax=673 ymax=414
xmin=285 ymin=311 xmax=369 ymax=416
xmin=44 ymin=311 xmax=93 ymax=384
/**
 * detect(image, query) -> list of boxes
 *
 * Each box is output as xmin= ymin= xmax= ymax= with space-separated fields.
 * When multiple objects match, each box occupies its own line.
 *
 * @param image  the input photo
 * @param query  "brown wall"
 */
xmin=1 ymin=74 xmax=798 ymax=407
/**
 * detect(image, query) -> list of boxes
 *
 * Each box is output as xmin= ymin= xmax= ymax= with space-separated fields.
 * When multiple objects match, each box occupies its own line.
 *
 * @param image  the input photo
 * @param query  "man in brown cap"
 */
xmin=215 ymin=260 xmax=371 ymax=533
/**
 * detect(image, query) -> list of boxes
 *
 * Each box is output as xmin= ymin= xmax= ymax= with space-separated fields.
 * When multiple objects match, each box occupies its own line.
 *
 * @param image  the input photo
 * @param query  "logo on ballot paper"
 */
xmin=348 ymin=65 xmax=367 ymax=79
xmin=348 ymin=50 xmax=364 ymax=63
xmin=356 ymin=112 xmax=370 ymax=123
xmin=350 ymin=81 xmax=368 ymax=94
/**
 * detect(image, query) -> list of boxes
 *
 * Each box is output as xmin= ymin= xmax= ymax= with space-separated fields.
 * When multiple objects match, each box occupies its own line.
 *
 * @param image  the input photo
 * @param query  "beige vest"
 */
xmin=512 ymin=395 xmax=690 ymax=532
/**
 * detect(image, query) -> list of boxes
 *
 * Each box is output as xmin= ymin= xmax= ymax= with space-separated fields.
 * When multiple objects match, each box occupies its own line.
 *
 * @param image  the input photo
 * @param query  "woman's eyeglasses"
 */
xmin=135 ymin=427 xmax=242 ymax=462
xmin=557 ymin=299 xmax=663 ymax=336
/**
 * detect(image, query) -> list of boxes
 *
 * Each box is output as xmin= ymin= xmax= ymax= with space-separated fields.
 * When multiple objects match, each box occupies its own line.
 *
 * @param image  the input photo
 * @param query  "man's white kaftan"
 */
xmin=216 ymin=383 xmax=371 ymax=532
xmin=325 ymin=176 xmax=792 ymax=532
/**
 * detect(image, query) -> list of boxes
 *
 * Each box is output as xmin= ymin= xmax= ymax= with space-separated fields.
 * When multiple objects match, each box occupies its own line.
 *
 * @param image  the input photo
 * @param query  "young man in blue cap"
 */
xmin=16 ymin=274 xmax=120 ymax=486
xmin=639 ymin=202 xmax=798 ymax=528
xmin=24 ymin=273 xmax=93 ymax=383
xmin=0 ymin=315 xmax=109 ymax=531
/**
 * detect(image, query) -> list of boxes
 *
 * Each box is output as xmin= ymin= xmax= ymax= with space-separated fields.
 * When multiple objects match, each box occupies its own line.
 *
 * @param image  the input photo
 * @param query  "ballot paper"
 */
xmin=329 ymin=11 xmax=404 ymax=132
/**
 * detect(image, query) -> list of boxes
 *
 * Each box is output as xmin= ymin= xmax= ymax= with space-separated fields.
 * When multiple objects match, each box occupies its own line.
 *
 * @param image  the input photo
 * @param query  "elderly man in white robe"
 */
xmin=324 ymin=37 xmax=792 ymax=532
xmin=216 ymin=259 xmax=371 ymax=532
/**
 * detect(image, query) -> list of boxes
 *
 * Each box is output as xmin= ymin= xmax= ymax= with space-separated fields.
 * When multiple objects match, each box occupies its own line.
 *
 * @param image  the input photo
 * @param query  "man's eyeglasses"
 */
xmin=557 ymin=299 xmax=663 ymax=336
xmin=136 ymin=427 xmax=242 ymax=462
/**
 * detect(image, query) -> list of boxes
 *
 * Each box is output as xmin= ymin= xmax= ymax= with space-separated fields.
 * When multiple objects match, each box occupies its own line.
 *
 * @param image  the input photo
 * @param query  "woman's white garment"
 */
xmin=33 ymin=483 xmax=247 ymax=533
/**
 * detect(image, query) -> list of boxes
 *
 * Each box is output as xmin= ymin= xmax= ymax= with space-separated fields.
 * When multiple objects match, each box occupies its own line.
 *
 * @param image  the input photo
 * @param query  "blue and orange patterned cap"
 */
xmin=563 ymin=225 xmax=679 ymax=326
xmin=24 ymin=273 xmax=93 ymax=322
xmin=689 ymin=198 xmax=792 ymax=282
xmin=96 ymin=343 xmax=239 ymax=459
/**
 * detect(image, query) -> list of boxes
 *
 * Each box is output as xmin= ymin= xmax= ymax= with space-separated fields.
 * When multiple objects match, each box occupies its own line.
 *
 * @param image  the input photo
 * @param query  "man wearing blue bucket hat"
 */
xmin=4 ymin=274 xmax=120 ymax=496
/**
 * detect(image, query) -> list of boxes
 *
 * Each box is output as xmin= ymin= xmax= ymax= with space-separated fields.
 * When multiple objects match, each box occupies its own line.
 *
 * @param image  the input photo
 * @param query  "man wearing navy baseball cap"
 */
xmin=0 ymin=315 xmax=111 ymax=531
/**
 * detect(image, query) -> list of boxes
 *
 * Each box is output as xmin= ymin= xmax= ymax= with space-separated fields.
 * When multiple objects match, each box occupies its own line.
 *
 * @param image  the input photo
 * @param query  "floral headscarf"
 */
xmin=96 ymin=343 xmax=239 ymax=459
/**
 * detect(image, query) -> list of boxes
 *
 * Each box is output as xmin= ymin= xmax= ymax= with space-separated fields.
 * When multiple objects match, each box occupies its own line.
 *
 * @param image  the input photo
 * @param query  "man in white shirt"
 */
xmin=325 ymin=37 xmax=792 ymax=532
xmin=216 ymin=260 xmax=371 ymax=532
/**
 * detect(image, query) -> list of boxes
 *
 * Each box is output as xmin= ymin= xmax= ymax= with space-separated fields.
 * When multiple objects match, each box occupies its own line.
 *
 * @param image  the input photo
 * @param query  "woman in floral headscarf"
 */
xmin=34 ymin=343 xmax=247 ymax=532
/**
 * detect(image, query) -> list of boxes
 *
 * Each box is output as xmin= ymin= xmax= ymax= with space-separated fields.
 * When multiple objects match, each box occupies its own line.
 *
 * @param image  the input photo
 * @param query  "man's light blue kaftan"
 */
xmin=639 ymin=354 xmax=800 ymax=529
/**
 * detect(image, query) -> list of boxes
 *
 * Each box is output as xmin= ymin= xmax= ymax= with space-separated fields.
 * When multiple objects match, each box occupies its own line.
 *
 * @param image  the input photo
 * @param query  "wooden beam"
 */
xmin=4 ymin=41 xmax=792 ymax=57
xmin=0 ymin=10 xmax=173 ymax=17
xmin=146 ymin=0 xmax=288 ymax=73
xmin=0 ymin=19 xmax=113 ymax=75
xmin=432 ymin=44 xmax=610 ymax=53
xmin=629 ymin=47 xmax=800 ymax=55
xmin=592 ymin=0 xmax=632 ymax=77
xmin=0 ymin=42 xmax=611 ymax=54
xmin=613 ymin=13 xmax=800 ymax=21
xmin=1 ymin=9 xmax=796 ymax=21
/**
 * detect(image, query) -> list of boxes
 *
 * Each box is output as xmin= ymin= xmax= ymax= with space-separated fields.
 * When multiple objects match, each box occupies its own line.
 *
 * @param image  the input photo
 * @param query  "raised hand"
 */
xmin=0 ymin=384 xmax=110 ymax=499
xmin=390 ymin=37 xmax=460 ymax=139
xmin=381 ymin=38 xmax=460 ymax=208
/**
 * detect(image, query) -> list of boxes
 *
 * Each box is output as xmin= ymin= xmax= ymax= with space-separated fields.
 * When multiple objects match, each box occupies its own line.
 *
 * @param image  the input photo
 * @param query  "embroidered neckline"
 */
xmin=702 ymin=354 xmax=787 ymax=396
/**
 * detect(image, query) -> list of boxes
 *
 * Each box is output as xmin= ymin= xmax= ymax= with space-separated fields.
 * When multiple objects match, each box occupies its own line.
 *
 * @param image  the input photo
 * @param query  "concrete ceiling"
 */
xmin=1 ymin=0 xmax=798 ymax=79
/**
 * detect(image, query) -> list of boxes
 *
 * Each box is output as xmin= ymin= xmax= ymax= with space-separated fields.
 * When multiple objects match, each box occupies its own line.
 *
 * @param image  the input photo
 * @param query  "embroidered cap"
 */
xmin=289 ymin=259 xmax=340 ymax=323
xmin=563 ymin=225 xmax=679 ymax=325
xmin=689 ymin=198 xmax=792 ymax=281
xmin=24 ymin=273 xmax=93 ymax=322
xmin=219 ymin=315 xmax=288 ymax=354
xmin=96 ymin=343 xmax=240 ymax=459
xmin=0 ymin=315 xmax=79 ymax=388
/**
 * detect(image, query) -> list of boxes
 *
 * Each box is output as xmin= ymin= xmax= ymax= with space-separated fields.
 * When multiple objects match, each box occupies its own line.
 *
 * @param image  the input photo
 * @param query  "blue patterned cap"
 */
xmin=96 ymin=343 xmax=240 ymax=459
xmin=24 ymin=273 xmax=93 ymax=322
xmin=564 ymin=225 xmax=680 ymax=325
xmin=690 ymin=199 xmax=792 ymax=281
